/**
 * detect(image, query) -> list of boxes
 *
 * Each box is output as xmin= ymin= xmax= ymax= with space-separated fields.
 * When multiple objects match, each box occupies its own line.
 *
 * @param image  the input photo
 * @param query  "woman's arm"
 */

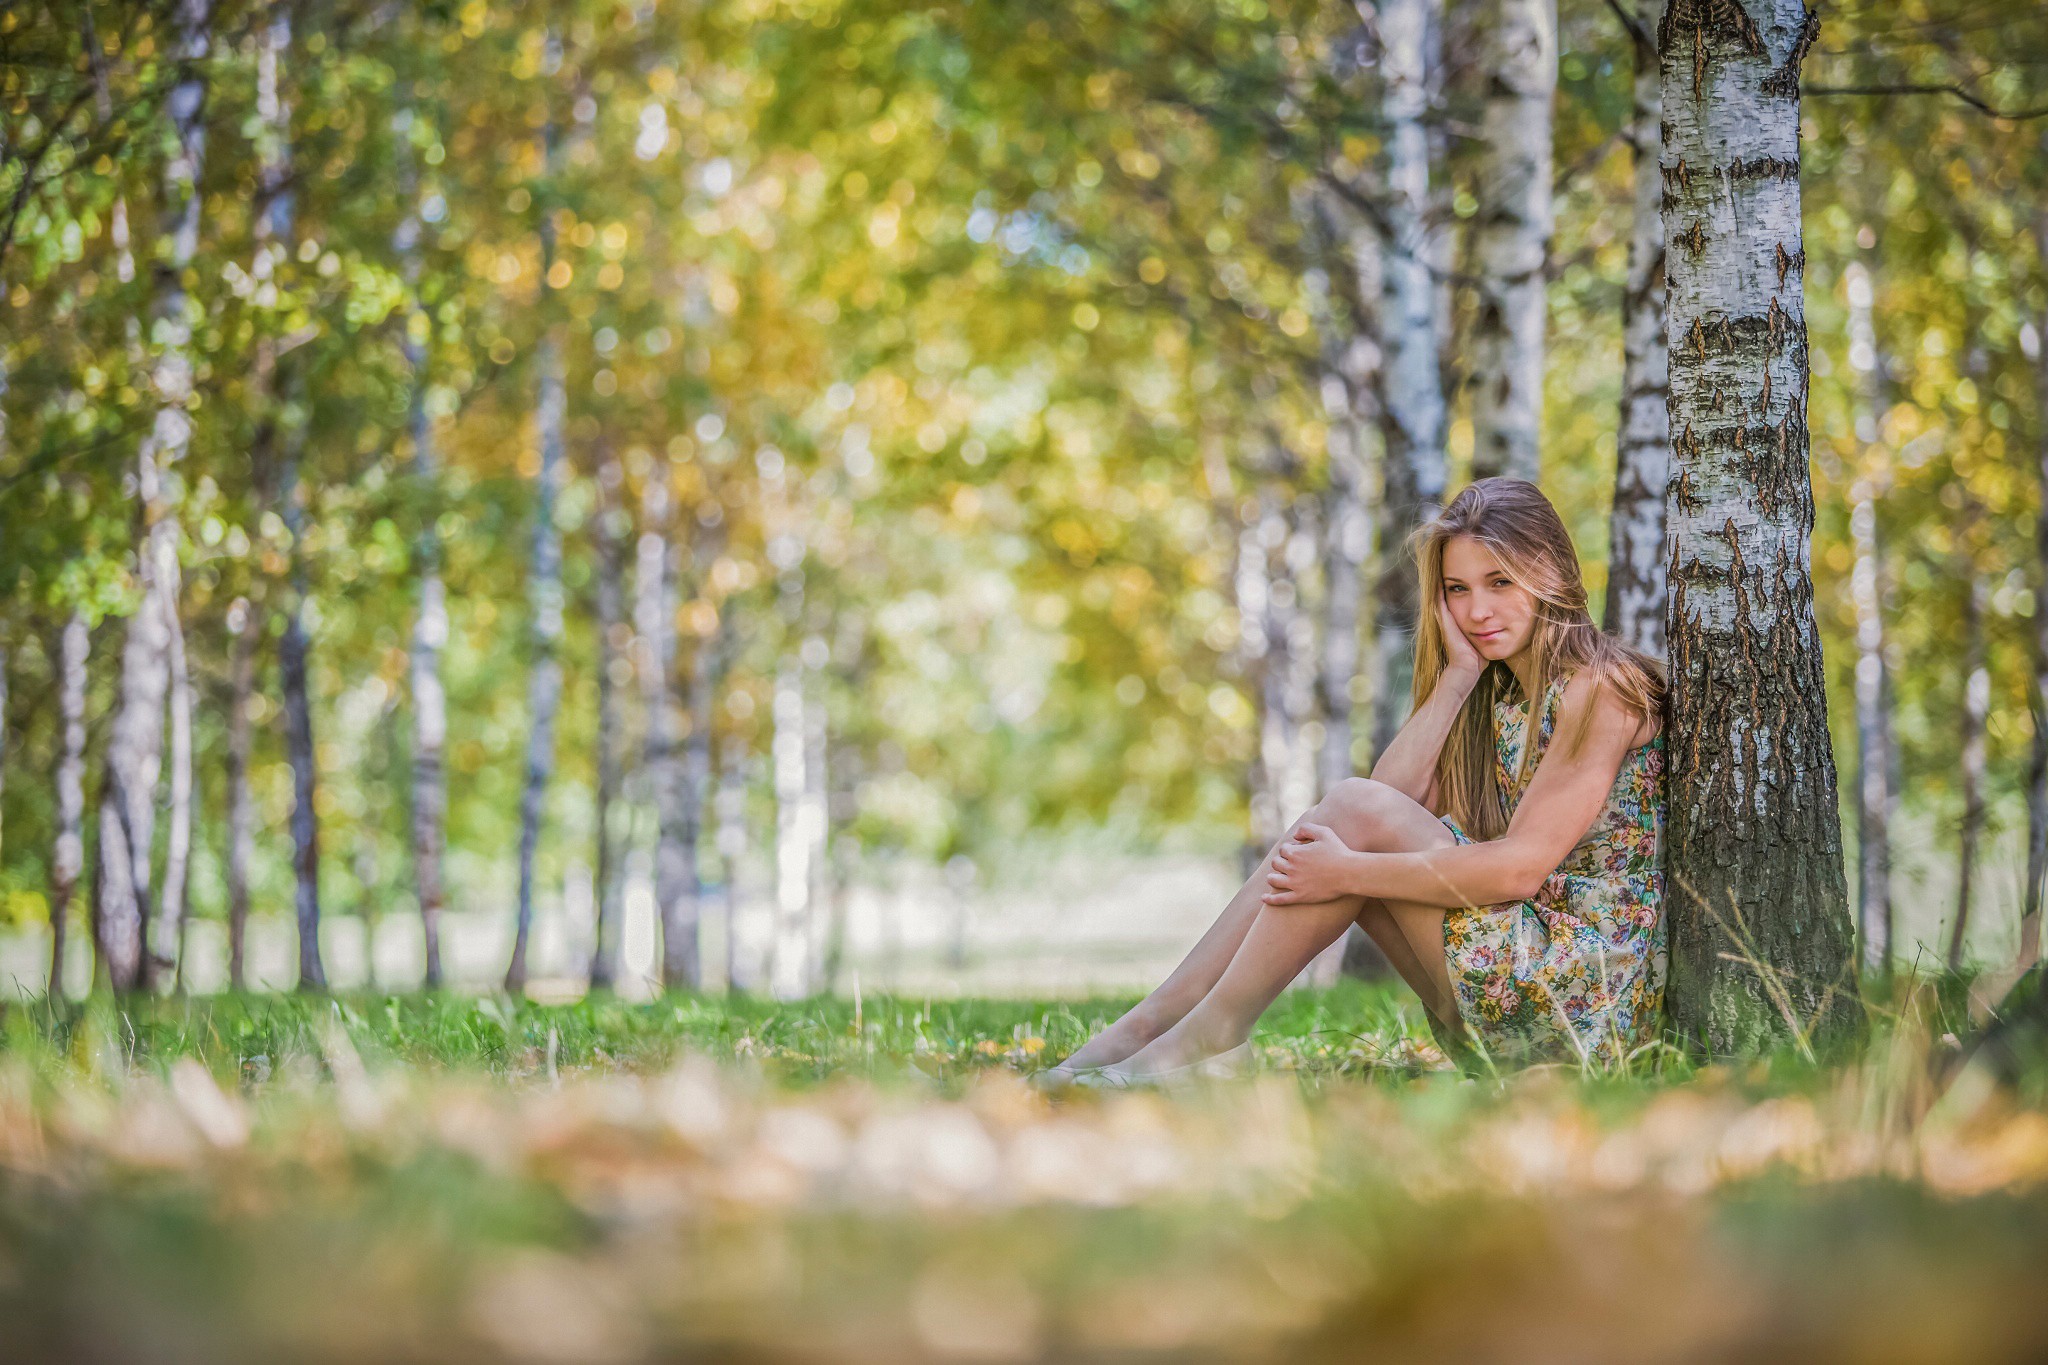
xmin=1367 ymin=594 xmax=1486 ymax=809
xmin=1268 ymin=671 xmax=1643 ymax=909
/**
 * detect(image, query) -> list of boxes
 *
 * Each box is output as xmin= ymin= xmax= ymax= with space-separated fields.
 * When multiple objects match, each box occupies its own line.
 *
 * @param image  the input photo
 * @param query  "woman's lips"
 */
xmin=1472 ymin=628 xmax=1504 ymax=642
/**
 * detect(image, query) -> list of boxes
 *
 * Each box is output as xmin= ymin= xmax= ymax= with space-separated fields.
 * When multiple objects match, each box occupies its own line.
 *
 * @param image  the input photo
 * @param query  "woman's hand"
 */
xmin=1263 ymin=822 xmax=1360 ymax=906
xmin=1437 ymin=592 xmax=1485 ymax=683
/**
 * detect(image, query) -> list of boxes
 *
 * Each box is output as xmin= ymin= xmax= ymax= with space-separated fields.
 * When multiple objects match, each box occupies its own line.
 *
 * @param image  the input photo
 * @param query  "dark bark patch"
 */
xmin=1675 ymin=219 xmax=1709 ymax=256
xmin=1660 ymin=0 xmax=1768 ymax=96
xmin=1727 ymin=156 xmax=1799 ymax=183
xmin=1760 ymin=7 xmax=1821 ymax=99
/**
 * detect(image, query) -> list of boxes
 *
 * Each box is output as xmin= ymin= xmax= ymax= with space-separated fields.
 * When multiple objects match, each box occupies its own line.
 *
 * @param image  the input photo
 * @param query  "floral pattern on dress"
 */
xmin=1438 ymin=674 xmax=1666 ymax=1065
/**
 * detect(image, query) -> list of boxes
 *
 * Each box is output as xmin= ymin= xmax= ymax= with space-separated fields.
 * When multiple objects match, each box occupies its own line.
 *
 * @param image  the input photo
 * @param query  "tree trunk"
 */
xmin=506 ymin=102 xmax=569 ymax=995
xmin=506 ymin=339 xmax=567 ymax=994
xmin=157 ymin=596 xmax=194 ymax=985
xmin=397 ymin=98 xmax=449 ymax=990
xmin=1660 ymin=0 xmax=1856 ymax=1051
xmin=280 ymin=440 xmax=326 ymax=993
xmin=225 ymin=599 xmax=257 ymax=992
xmin=802 ymin=635 xmax=831 ymax=989
xmin=1950 ymin=565 xmax=1988 ymax=971
xmin=1603 ymin=0 xmax=1670 ymax=655
xmin=2022 ymin=182 xmax=2048 ymax=973
xmin=49 ymin=611 xmax=88 ymax=999
xmin=96 ymin=0 xmax=213 ymax=994
xmin=1370 ymin=0 xmax=1448 ymax=758
xmin=1842 ymin=256 xmax=1894 ymax=974
xmin=769 ymin=650 xmax=812 ymax=1000
xmin=716 ymin=734 xmax=748 ymax=992
xmin=589 ymin=446 xmax=627 ymax=992
xmin=1469 ymin=0 xmax=1555 ymax=482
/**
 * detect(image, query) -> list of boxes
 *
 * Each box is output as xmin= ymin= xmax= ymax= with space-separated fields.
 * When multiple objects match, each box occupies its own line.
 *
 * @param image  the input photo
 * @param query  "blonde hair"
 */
xmin=1411 ymin=478 xmax=1665 ymax=840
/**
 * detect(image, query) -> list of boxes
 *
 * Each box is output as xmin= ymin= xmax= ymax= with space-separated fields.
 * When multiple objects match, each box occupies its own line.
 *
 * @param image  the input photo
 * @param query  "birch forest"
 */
xmin=2 ymin=0 xmax=2047 ymax=1008
xmin=7 ymin=2 xmax=2048 ymax=1362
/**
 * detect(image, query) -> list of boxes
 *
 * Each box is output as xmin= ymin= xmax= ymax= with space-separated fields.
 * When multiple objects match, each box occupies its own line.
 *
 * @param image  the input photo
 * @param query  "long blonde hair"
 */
xmin=1411 ymin=478 xmax=1665 ymax=840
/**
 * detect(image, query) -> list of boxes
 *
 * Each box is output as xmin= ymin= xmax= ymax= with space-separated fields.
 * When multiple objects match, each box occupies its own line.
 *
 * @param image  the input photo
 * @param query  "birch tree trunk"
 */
xmin=506 ymin=326 xmax=567 ymax=993
xmin=589 ymin=447 xmax=627 ymax=992
xmin=506 ymin=82 xmax=571 ymax=993
xmin=637 ymin=474 xmax=695 ymax=991
xmin=1660 ymin=0 xmax=1856 ymax=1050
xmin=2022 ymin=186 xmax=2048 ymax=973
xmin=225 ymin=598 xmax=257 ymax=991
xmin=157 ymin=599 xmax=194 ymax=984
xmin=1469 ymin=0 xmax=1555 ymax=483
xmin=1370 ymin=0 xmax=1448 ymax=758
xmin=1603 ymin=0 xmax=1670 ymax=654
xmin=396 ymin=99 xmax=449 ymax=989
xmin=1949 ymin=564 xmax=1988 ymax=971
xmin=280 ymin=434 xmax=326 ymax=992
xmin=96 ymin=0 xmax=213 ymax=994
xmin=1843 ymin=256 xmax=1894 ymax=973
xmin=49 ymin=611 xmax=88 ymax=999
xmin=715 ymin=734 xmax=748 ymax=992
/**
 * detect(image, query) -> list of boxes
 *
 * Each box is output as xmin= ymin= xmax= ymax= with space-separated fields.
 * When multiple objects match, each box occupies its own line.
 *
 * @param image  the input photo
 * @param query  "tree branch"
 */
xmin=1806 ymin=83 xmax=2048 ymax=122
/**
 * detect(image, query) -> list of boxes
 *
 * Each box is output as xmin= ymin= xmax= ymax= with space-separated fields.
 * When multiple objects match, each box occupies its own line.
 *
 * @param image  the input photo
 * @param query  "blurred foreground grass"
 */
xmin=4 ymin=984 xmax=2048 ymax=1364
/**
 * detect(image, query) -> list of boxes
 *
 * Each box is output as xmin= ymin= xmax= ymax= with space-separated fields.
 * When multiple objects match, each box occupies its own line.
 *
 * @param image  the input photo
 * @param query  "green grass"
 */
xmin=2 ymin=983 xmax=2045 ymax=1364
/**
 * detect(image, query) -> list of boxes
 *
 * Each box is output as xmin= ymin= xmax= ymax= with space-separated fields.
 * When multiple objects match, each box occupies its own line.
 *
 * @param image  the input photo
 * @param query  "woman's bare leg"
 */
xmin=1052 ymin=841 xmax=1294 ymax=1072
xmin=1106 ymin=781 xmax=1462 ymax=1075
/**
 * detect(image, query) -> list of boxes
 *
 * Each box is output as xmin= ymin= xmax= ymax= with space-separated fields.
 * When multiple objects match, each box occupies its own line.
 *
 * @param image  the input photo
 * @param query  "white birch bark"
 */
xmin=1604 ymin=0 xmax=1671 ymax=654
xmin=507 ymin=95 xmax=570 ymax=994
xmin=506 ymin=327 xmax=567 ymax=992
xmin=97 ymin=0 xmax=212 ymax=993
xmin=589 ymin=446 xmax=627 ymax=991
xmin=1660 ymin=0 xmax=1854 ymax=1048
xmin=49 ymin=611 xmax=88 ymax=999
xmin=225 ymin=597 xmax=257 ymax=991
xmin=636 ymin=474 xmax=694 ymax=990
xmin=1842 ymin=256 xmax=1893 ymax=972
xmin=157 ymin=591 xmax=194 ymax=983
xmin=769 ymin=651 xmax=811 ymax=1000
xmin=395 ymin=99 xmax=449 ymax=989
xmin=1370 ymin=0 xmax=1448 ymax=759
xmin=1469 ymin=0 xmax=1556 ymax=482
xmin=715 ymin=735 xmax=748 ymax=992
xmin=1949 ymin=565 xmax=1988 ymax=971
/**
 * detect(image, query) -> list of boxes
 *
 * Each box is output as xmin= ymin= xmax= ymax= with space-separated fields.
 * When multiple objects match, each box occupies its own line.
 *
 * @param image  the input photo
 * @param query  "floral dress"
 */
xmin=1438 ymin=674 xmax=1665 ymax=1065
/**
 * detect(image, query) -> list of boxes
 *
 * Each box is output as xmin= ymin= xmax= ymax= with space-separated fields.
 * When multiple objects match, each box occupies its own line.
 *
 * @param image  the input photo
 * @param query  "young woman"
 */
xmin=1042 ymin=478 xmax=1666 ymax=1084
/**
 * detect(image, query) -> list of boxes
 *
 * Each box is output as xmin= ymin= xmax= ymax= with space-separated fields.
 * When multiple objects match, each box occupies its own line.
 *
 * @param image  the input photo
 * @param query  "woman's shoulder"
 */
xmin=1555 ymin=664 xmax=1663 ymax=750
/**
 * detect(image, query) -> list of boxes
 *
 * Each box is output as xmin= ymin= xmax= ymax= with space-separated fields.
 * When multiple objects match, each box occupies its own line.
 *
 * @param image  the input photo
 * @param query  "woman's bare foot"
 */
xmin=1040 ymin=1008 xmax=1169 ymax=1079
xmin=1094 ymin=1011 xmax=1249 ymax=1082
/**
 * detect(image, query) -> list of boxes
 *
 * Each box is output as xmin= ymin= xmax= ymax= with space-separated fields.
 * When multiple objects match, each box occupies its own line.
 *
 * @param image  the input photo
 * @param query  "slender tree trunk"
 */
xmin=225 ymin=599 xmax=257 ymax=991
xmin=1370 ymin=0 xmax=1448 ymax=758
xmin=1305 ymin=192 xmax=1379 ymax=798
xmin=589 ymin=447 xmax=627 ymax=992
xmin=1660 ymin=0 xmax=1856 ymax=1051
xmin=506 ymin=104 xmax=569 ymax=995
xmin=397 ymin=99 xmax=449 ymax=990
xmin=280 ymin=437 xmax=325 ymax=993
xmin=801 ymin=635 xmax=831 ymax=988
xmin=97 ymin=0 xmax=213 ymax=994
xmin=638 ymin=475 xmax=696 ymax=990
xmin=1237 ymin=493 xmax=1280 ymax=851
xmin=49 ymin=612 xmax=88 ymax=999
xmin=716 ymin=734 xmax=748 ymax=992
xmin=1843 ymin=256 xmax=1894 ymax=974
xmin=769 ymin=651 xmax=811 ymax=1000
xmin=679 ymin=611 xmax=720 ymax=983
xmin=2022 ymin=183 xmax=2048 ymax=973
xmin=1949 ymin=565 xmax=1988 ymax=971
xmin=506 ymin=343 xmax=566 ymax=993
xmin=1469 ymin=0 xmax=1555 ymax=482
xmin=158 ymin=603 xmax=194 ymax=986
xmin=1603 ymin=0 xmax=1670 ymax=654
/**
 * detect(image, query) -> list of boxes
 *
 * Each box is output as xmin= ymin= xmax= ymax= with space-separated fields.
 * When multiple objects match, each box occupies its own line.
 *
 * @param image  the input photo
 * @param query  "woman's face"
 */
xmin=1440 ymin=535 xmax=1538 ymax=663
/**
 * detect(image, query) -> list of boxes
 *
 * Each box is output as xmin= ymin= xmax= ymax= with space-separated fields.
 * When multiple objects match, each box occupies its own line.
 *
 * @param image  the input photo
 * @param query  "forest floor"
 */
xmin=4 ymin=984 xmax=2048 ymax=1364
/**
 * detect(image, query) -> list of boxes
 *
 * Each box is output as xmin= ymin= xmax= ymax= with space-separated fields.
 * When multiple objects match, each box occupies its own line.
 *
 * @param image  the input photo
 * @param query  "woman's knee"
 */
xmin=1311 ymin=777 xmax=1400 ymax=847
